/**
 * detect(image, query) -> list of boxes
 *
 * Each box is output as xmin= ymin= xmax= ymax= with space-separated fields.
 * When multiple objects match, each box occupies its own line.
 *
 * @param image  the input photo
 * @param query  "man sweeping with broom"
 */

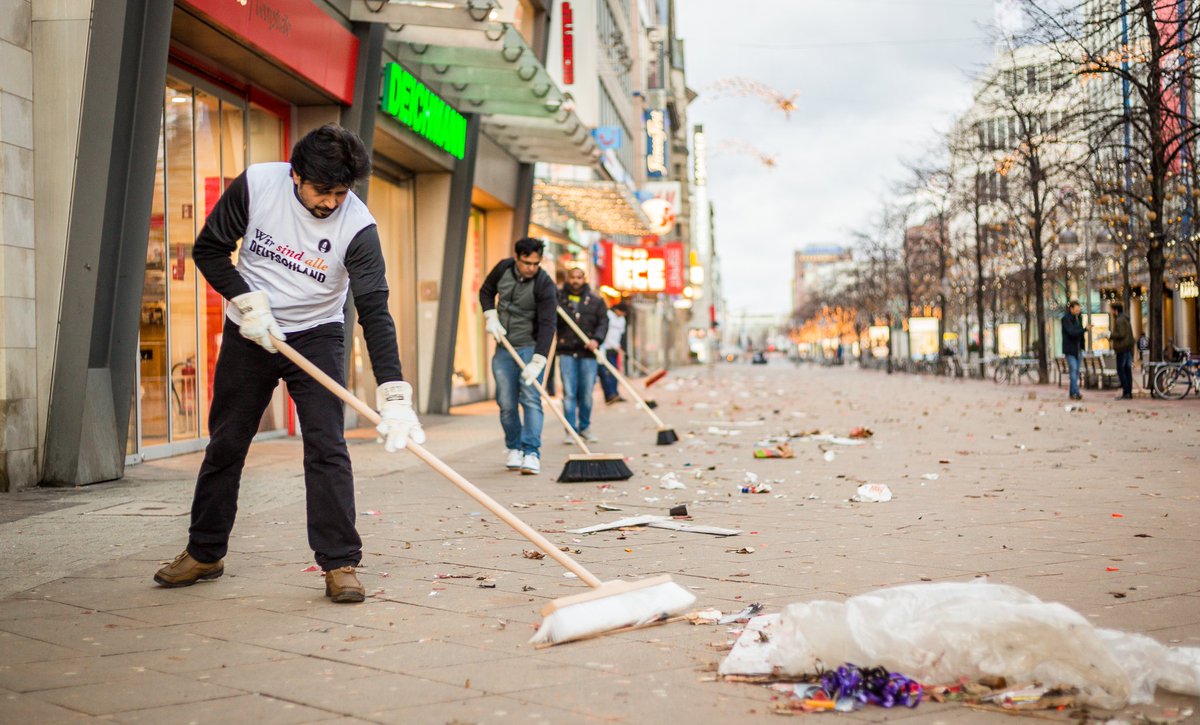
xmin=479 ymin=238 xmax=558 ymax=475
xmin=556 ymin=267 xmax=608 ymax=444
xmin=153 ymin=124 xmax=423 ymax=603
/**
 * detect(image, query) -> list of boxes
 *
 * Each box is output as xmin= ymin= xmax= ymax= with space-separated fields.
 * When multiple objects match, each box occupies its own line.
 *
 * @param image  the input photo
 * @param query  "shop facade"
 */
xmin=3 ymin=0 xmax=594 ymax=490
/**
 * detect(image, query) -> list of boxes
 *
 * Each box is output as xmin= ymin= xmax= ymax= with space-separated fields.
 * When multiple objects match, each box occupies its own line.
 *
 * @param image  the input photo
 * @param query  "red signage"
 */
xmin=598 ymin=240 xmax=685 ymax=295
xmin=177 ymin=0 xmax=358 ymax=105
xmin=562 ymin=2 xmax=574 ymax=85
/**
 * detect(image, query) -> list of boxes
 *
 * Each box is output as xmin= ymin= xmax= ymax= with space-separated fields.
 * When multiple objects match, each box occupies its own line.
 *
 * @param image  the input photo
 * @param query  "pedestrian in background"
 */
xmin=556 ymin=267 xmax=608 ymax=443
xmin=480 ymin=237 xmax=557 ymax=475
xmin=1061 ymin=300 xmax=1085 ymax=400
xmin=1137 ymin=332 xmax=1149 ymax=362
xmin=599 ymin=301 xmax=628 ymax=405
xmin=1109 ymin=300 xmax=1134 ymax=400
xmin=155 ymin=124 xmax=423 ymax=604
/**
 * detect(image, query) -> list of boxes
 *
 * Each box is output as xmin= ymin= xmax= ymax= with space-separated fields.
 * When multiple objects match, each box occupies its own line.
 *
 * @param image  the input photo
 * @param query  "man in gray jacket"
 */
xmin=1109 ymin=301 xmax=1135 ymax=399
xmin=478 ymin=238 xmax=558 ymax=474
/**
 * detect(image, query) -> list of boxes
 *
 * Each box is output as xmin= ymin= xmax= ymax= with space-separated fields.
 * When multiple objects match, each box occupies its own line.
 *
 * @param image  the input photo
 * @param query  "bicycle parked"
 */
xmin=1152 ymin=354 xmax=1200 ymax=400
xmin=993 ymin=356 xmax=1038 ymax=385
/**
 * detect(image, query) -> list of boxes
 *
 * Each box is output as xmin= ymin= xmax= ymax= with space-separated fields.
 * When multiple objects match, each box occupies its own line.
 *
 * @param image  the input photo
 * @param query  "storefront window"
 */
xmin=132 ymin=76 xmax=286 ymax=457
xmin=452 ymin=209 xmax=488 ymax=404
xmin=351 ymin=172 xmax=416 ymax=406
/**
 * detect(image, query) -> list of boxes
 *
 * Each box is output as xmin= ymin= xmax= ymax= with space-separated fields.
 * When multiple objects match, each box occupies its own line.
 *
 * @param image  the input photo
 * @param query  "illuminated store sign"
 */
xmin=380 ymin=62 xmax=467 ymax=159
xmin=598 ymin=240 xmax=685 ymax=294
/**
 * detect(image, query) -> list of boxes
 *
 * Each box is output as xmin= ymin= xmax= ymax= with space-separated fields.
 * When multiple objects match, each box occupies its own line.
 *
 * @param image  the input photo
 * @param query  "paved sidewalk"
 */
xmin=1 ymin=364 xmax=1198 ymax=723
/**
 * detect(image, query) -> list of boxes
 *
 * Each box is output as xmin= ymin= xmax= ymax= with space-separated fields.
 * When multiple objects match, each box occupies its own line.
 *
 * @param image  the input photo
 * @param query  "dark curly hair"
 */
xmin=290 ymin=124 xmax=371 ymax=191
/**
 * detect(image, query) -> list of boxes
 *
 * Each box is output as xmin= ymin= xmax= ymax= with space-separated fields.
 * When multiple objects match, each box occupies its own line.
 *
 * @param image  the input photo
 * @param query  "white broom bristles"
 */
xmin=529 ymin=580 xmax=696 ymax=646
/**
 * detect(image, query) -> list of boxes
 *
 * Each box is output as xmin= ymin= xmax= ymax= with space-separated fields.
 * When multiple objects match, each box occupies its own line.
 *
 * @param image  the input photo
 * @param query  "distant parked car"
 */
xmin=751 ymin=351 xmax=768 ymax=365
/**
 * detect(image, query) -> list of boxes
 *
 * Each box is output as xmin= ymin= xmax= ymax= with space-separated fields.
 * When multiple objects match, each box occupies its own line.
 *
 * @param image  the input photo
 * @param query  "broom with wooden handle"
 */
xmin=629 ymin=356 xmax=668 ymax=389
xmin=556 ymin=307 xmax=678 ymax=445
xmin=495 ymin=334 xmax=632 ymax=482
xmin=271 ymin=335 xmax=693 ymax=645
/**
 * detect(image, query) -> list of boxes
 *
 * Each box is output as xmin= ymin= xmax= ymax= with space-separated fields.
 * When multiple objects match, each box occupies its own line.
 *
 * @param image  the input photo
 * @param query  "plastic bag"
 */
xmin=721 ymin=580 xmax=1200 ymax=709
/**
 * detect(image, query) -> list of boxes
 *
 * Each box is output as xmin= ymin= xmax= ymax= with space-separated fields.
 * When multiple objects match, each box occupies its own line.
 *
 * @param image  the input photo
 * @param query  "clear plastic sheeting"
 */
xmin=719 ymin=580 xmax=1200 ymax=709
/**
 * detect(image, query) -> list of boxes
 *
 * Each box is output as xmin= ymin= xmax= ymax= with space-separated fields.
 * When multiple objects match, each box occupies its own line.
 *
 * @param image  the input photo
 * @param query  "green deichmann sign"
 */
xmin=380 ymin=62 xmax=467 ymax=160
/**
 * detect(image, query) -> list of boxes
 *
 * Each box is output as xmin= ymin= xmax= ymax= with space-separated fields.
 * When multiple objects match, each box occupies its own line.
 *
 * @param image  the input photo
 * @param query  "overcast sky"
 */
xmin=676 ymin=0 xmax=1001 ymax=316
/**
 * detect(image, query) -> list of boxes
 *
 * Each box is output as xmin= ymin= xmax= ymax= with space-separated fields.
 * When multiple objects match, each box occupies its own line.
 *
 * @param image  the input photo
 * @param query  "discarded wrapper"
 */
xmin=851 ymin=483 xmax=893 ymax=502
xmin=753 ymin=443 xmax=794 ymax=459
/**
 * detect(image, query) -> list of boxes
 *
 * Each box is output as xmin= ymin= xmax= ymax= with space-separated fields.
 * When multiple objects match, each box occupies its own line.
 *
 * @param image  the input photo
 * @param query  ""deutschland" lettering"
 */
xmin=380 ymin=63 xmax=467 ymax=160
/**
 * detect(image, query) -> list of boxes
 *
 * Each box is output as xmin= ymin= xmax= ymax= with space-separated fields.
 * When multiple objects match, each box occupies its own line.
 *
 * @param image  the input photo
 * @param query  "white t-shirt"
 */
xmin=602 ymin=311 xmax=626 ymax=350
xmin=227 ymin=163 xmax=376 ymax=333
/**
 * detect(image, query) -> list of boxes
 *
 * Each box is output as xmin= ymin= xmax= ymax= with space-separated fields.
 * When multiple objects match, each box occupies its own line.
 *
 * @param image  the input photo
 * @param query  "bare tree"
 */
xmin=1019 ymin=0 xmax=1200 ymax=361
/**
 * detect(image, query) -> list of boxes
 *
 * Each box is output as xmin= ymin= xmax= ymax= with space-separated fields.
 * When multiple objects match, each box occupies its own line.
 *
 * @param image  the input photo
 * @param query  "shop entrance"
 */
xmin=130 ymin=74 xmax=289 ymax=460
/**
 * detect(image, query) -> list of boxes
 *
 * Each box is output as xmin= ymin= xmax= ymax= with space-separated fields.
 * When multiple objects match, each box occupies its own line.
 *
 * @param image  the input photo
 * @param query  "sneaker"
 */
xmin=324 ymin=565 xmax=365 ymax=603
xmin=153 ymin=550 xmax=224 ymax=588
xmin=579 ymin=428 xmax=599 ymax=443
xmin=520 ymin=453 xmax=540 ymax=475
xmin=506 ymin=449 xmax=523 ymax=470
xmin=605 ymin=396 xmax=626 ymax=405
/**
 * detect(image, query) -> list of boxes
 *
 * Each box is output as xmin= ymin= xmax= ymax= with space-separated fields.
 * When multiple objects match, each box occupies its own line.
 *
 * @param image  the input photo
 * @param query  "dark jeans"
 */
xmin=1116 ymin=350 xmax=1133 ymax=396
xmin=598 ymin=349 xmax=620 ymax=400
xmin=188 ymin=319 xmax=361 ymax=570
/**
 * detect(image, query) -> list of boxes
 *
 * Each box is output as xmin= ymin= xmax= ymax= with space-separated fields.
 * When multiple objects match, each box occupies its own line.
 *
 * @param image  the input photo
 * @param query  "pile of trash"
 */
xmin=716 ymin=580 xmax=1200 ymax=712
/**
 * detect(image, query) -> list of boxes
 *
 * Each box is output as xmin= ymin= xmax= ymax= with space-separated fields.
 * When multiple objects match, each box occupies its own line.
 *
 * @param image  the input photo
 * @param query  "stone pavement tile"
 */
xmin=6 ymin=619 xmax=202 ymax=657
xmin=414 ymin=655 xmax=604 ymax=695
xmin=191 ymin=655 xmax=385 ymax=691
xmin=504 ymin=669 xmax=773 ymax=722
xmin=181 ymin=610 xmax=339 ymax=644
xmin=1145 ymin=623 xmax=1200 ymax=646
xmin=246 ymin=671 xmax=481 ymax=716
xmin=1079 ymin=596 xmax=1200 ymax=632
xmin=0 ymin=654 xmax=156 ymax=692
xmin=187 ymin=578 xmax=331 ymax=610
xmin=0 ymin=598 xmax=89 ymax=621
xmin=109 ymin=598 xmax=272 ymax=626
xmin=0 ymin=688 xmax=91 ymax=721
xmin=109 ymin=692 xmax=335 ymax=725
xmin=534 ymin=638 xmax=710 ymax=676
xmin=365 ymin=692 xmax=595 ymax=725
xmin=0 ymin=630 xmax=84 ymax=664
xmin=99 ymin=639 xmax=298 ymax=674
xmin=12 ymin=575 xmax=207 ymax=612
xmin=242 ymin=622 xmax=426 ymax=659
xmin=312 ymin=638 xmax=514 ymax=673
xmin=31 ymin=669 xmax=245 ymax=716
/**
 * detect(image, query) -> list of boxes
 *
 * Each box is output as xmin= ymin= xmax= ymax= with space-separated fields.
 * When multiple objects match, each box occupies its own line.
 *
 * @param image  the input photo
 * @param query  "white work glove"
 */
xmin=233 ymin=290 xmax=284 ymax=353
xmin=521 ymin=354 xmax=547 ymax=386
xmin=375 ymin=381 xmax=425 ymax=452
xmin=483 ymin=309 xmax=506 ymax=341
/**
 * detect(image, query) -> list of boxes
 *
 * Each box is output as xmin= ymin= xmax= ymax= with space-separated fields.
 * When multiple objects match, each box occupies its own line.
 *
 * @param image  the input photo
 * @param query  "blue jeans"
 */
xmin=558 ymin=354 xmax=598 ymax=433
xmin=1066 ymin=353 xmax=1081 ymax=397
xmin=1116 ymin=350 xmax=1133 ymax=396
xmin=598 ymin=349 xmax=620 ymax=400
xmin=492 ymin=345 xmax=543 ymax=456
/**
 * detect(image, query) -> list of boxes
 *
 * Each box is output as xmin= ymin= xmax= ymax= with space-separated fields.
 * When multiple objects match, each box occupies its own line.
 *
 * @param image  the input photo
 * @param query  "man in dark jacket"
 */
xmin=479 ymin=238 xmax=558 ymax=474
xmin=1109 ymin=300 xmax=1135 ymax=399
xmin=556 ymin=267 xmax=608 ymax=443
xmin=1061 ymin=300 xmax=1085 ymax=400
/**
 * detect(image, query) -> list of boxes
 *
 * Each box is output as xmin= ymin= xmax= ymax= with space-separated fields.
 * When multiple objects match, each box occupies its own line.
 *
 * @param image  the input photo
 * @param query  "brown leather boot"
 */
xmin=324 ymin=565 xmax=365 ymax=603
xmin=154 ymin=550 xmax=224 ymax=588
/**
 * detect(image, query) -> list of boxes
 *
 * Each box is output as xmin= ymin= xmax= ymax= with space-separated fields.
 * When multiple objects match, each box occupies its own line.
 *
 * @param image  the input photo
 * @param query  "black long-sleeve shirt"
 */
xmin=193 ymin=169 xmax=403 ymax=382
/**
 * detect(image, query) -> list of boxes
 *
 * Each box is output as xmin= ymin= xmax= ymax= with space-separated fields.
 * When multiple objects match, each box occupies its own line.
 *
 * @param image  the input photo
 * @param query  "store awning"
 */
xmin=535 ymin=180 xmax=652 ymax=237
xmin=353 ymin=2 xmax=599 ymax=166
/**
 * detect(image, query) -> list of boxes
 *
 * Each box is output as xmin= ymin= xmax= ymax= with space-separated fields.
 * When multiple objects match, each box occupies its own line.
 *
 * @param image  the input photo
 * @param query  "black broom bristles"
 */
xmin=557 ymin=456 xmax=634 ymax=483
xmin=656 ymin=429 xmax=679 ymax=446
xmin=646 ymin=400 xmax=658 ymax=409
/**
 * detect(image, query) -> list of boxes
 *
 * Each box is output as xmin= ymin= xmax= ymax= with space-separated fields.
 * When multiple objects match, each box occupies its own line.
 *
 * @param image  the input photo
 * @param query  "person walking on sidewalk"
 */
xmin=556 ymin=268 xmax=608 ymax=443
xmin=154 ymin=124 xmax=423 ymax=604
xmin=599 ymin=301 xmax=628 ymax=405
xmin=1062 ymin=300 xmax=1085 ymax=401
xmin=479 ymin=238 xmax=557 ymax=474
xmin=1109 ymin=300 xmax=1135 ymax=399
